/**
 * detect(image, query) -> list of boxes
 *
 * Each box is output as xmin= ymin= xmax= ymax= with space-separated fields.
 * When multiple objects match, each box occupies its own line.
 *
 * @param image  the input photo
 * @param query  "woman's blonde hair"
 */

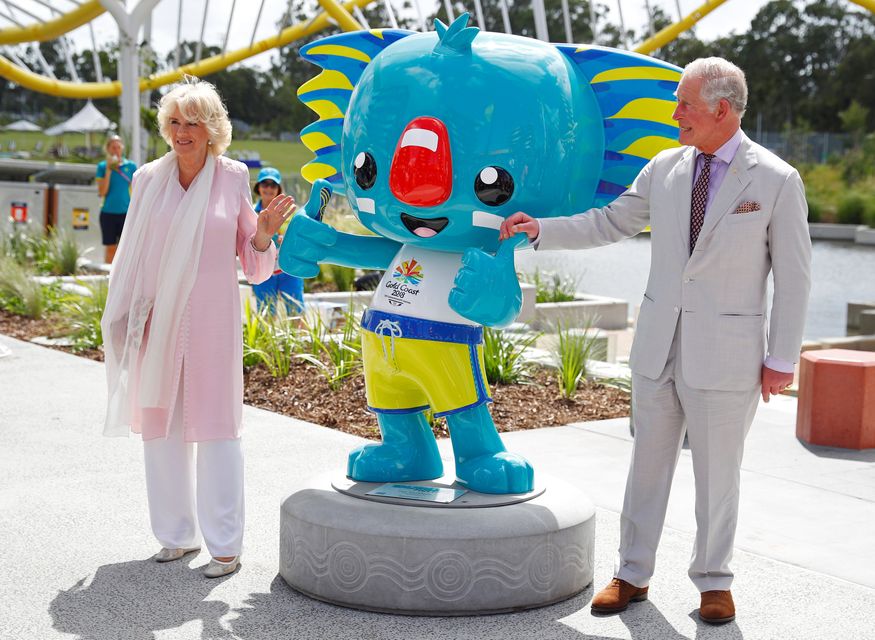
xmin=157 ymin=76 xmax=233 ymax=155
xmin=104 ymin=134 xmax=123 ymax=153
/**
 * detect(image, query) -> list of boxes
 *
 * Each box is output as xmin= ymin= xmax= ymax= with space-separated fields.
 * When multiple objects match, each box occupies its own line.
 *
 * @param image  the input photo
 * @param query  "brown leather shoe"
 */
xmin=699 ymin=590 xmax=735 ymax=624
xmin=591 ymin=578 xmax=649 ymax=613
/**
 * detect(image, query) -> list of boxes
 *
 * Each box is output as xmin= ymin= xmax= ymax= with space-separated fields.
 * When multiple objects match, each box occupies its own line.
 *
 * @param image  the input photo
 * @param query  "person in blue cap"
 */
xmin=252 ymin=167 xmax=304 ymax=311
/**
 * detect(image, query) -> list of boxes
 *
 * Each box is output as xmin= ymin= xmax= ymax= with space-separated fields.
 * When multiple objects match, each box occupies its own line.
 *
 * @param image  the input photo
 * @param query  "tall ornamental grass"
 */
xmin=0 ymin=256 xmax=49 ymax=318
xmin=242 ymin=298 xmax=303 ymax=377
xmin=482 ymin=327 xmax=539 ymax=385
xmin=44 ymin=228 xmax=85 ymax=276
xmin=0 ymin=228 xmax=49 ymax=268
xmin=298 ymin=306 xmax=363 ymax=390
xmin=60 ymin=280 xmax=108 ymax=351
xmin=552 ymin=317 xmax=603 ymax=399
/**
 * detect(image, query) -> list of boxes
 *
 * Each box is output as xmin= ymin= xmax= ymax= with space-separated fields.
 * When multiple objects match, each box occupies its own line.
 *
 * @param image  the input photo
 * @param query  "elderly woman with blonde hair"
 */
xmin=101 ymin=77 xmax=294 ymax=578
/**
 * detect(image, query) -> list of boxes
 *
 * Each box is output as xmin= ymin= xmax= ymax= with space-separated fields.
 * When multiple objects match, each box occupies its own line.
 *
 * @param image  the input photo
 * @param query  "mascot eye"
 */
xmin=354 ymin=152 xmax=377 ymax=190
xmin=474 ymin=166 xmax=514 ymax=206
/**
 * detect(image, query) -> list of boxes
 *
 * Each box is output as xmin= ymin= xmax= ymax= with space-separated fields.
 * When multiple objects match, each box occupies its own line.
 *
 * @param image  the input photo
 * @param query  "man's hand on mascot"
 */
xmin=277 ymin=214 xmax=338 ymax=278
xmin=448 ymin=233 xmax=528 ymax=327
xmin=499 ymin=212 xmax=539 ymax=242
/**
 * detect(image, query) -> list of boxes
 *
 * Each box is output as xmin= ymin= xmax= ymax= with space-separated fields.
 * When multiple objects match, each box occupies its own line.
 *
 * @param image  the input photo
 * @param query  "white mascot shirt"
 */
xmin=369 ymin=246 xmax=477 ymax=326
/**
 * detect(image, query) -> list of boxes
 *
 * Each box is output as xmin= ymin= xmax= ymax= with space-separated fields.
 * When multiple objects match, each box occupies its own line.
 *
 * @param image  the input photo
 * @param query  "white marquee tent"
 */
xmin=44 ymin=101 xmax=115 ymax=148
xmin=3 ymin=119 xmax=42 ymax=132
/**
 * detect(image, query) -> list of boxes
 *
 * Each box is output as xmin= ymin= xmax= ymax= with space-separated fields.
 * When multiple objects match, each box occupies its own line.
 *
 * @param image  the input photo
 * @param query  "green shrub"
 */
xmin=837 ymin=193 xmax=866 ymax=225
xmin=806 ymin=198 xmax=822 ymax=223
xmin=328 ymin=264 xmax=356 ymax=292
xmin=0 ymin=257 xmax=47 ymax=318
xmin=59 ymin=280 xmax=108 ymax=351
xmin=865 ymin=198 xmax=875 ymax=229
xmin=482 ymin=327 xmax=539 ymax=385
xmin=522 ymin=268 xmax=579 ymax=303
xmin=243 ymin=299 xmax=303 ymax=377
xmin=552 ymin=317 xmax=602 ymax=399
xmin=800 ymin=164 xmax=843 ymax=215
xmin=242 ymin=297 xmax=270 ymax=369
xmin=43 ymin=228 xmax=83 ymax=276
xmin=0 ymin=228 xmax=50 ymax=268
xmin=297 ymin=306 xmax=362 ymax=390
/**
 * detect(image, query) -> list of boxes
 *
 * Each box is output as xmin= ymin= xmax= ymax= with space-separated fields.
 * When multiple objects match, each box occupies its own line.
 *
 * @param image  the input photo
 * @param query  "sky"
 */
xmin=19 ymin=0 xmax=774 ymax=74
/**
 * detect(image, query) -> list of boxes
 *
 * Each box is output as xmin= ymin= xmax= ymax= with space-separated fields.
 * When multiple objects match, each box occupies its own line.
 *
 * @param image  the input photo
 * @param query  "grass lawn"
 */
xmin=227 ymin=138 xmax=313 ymax=180
xmin=0 ymin=131 xmax=93 ymax=158
xmin=0 ymin=130 xmax=315 ymax=180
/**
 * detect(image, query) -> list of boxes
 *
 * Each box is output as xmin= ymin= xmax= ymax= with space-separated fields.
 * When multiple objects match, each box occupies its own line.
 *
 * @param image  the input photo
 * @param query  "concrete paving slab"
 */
xmin=492 ymin=398 xmax=875 ymax=590
xmin=1 ymin=334 xmax=874 ymax=639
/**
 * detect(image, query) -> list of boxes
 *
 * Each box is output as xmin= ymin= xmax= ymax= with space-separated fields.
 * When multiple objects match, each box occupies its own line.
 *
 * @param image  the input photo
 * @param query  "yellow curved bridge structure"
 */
xmin=1 ymin=0 xmax=873 ymax=99
xmin=0 ymin=0 xmax=374 ymax=99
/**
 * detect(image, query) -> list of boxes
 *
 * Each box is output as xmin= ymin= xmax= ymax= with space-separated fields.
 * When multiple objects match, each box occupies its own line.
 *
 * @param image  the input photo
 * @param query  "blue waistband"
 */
xmin=361 ymin=309 xmax=483 ymax=345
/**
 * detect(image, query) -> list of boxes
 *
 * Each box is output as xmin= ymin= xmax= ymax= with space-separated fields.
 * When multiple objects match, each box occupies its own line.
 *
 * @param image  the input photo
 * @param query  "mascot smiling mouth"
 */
xmin=401 ymin=213 xmax=449 ymax=238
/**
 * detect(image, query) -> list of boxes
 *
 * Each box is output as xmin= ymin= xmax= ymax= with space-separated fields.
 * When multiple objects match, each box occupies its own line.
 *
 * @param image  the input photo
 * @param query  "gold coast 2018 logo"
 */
xmin=392 ymin=259 xmax=423 ymax=285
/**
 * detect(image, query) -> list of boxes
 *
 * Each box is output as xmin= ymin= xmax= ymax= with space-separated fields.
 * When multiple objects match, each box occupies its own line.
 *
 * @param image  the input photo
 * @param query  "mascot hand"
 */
xmin=448 ymin=233 xmax=527 ymax=327
xmin=302 ymin=178 xmax=333 ymax=221
xmin=277 ymin=213 xmax=338 ymax=278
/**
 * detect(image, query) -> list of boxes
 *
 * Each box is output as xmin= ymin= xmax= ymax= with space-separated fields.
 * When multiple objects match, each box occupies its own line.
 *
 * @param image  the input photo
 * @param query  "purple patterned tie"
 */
xmin=689 ymin=153 xmax=715 ymax=253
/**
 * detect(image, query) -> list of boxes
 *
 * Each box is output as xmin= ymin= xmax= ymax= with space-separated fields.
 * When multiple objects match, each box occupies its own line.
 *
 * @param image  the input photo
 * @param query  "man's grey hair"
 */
xmin=683 ymin=57 xmax=748 ymax=118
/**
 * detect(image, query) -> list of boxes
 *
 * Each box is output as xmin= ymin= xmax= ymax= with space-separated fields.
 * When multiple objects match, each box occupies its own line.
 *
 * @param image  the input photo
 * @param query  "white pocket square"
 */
xmin=732 ymin=201 xmax=761 ymax=214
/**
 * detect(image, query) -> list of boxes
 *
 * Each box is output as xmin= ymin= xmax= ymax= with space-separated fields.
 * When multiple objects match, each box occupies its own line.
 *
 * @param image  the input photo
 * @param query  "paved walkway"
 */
xmin=1 ymin=334 xmax=873 ymax=640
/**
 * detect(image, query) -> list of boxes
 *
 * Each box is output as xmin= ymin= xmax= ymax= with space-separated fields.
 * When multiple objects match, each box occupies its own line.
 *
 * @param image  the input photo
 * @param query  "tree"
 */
xmin=839 ymin=100 xmax=870 ymax=147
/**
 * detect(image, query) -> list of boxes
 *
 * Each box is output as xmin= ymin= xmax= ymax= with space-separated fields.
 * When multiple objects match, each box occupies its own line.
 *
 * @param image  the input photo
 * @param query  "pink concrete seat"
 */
xmin=797 ymin=349 xmax=875 ymax=449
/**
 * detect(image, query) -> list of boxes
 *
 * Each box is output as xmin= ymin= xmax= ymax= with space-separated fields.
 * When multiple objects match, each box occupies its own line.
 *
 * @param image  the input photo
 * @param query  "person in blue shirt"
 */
xmin=252 ymin=167 xmax=304 ymax=311
xmin=96 ymin=135 xmax=137 ymax=263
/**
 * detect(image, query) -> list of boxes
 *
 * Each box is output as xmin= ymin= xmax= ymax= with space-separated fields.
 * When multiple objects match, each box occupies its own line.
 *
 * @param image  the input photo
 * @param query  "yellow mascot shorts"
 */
xmin=361 ymin=309 xmax=491 ymax=417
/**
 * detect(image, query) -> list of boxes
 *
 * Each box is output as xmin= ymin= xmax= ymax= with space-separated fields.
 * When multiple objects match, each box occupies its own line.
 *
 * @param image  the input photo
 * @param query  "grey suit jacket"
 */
xmin=538 ymin=133 xmax=812 ymax=391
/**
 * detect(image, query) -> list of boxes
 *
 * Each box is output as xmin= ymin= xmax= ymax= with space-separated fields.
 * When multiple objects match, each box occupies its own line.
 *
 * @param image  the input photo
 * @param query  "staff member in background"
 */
xmin=101 ymin=77 xmax=295 ymax=579
xmin=251 ymin=167 xmax=304 ymax=311
xmin=95 ymin=134 xmax=137 ymax=264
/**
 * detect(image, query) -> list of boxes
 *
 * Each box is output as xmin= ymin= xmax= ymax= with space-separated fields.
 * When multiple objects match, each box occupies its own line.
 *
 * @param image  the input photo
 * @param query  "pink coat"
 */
xmin=135 ymin=155 xmax=276 ymax=441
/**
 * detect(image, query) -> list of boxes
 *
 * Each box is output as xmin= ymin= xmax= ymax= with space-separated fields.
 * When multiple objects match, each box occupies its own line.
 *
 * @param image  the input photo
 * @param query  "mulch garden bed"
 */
xmin=2 ymin=308 xmax=630 ymax=439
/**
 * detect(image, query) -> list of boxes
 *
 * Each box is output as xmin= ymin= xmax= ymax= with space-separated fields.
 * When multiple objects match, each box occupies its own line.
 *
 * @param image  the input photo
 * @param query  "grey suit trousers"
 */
xmin=616 ymin=323 xmax=760 ymax=592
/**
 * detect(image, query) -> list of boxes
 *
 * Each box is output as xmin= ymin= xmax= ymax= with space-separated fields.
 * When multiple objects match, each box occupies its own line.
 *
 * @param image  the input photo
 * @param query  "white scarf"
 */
xmin=101 ymin=150 xmax=217 ymax=436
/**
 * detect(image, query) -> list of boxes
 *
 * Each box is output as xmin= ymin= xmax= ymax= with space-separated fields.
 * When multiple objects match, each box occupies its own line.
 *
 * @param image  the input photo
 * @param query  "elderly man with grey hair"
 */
xmin=501 ymin=57 xmax=811 ymax=624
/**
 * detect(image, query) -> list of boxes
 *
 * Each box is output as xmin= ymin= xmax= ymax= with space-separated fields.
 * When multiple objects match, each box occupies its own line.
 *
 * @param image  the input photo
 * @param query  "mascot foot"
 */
xmin=347 ymin=442 xmax=444 ymax=483
xmin=456 ymin=452 xmax=535 ymax=494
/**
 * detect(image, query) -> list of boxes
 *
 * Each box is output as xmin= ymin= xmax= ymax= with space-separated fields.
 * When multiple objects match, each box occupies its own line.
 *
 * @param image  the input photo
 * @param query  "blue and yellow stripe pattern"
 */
xmin=558 ymin=45 xmax=682 ymax=207
xmin=297 ymin=29 xmax=415 ymax=194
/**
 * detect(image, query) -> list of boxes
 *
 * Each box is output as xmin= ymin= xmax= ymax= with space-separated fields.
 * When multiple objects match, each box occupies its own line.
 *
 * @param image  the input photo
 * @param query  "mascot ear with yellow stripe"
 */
xmin=280 ymin=14 xmax=680 ymax=495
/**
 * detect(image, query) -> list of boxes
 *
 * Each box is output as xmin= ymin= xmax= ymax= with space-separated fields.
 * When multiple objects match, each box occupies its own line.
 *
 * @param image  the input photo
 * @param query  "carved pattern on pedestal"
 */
xmin=283 ymin=531 xmax=591 ymax=602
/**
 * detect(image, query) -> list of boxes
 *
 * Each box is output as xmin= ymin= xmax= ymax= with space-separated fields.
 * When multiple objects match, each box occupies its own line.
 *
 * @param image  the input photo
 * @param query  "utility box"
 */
xmin=38 ymin=163 xmax=101 ymax=257
xmin=52 ymin=184 xmax=103 ymax=258
xmin=0 ymin=159 xmax=52 ymax=235
xmin=0 ymin=181 xmax=49 ymax=236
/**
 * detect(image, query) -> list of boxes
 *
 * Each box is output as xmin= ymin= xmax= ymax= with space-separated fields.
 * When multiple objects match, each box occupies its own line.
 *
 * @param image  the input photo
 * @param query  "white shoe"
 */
xmin=203 ymin=556 xmax=240 ymax=578
xmin=154 ymin=546 xmax=201 ymax=563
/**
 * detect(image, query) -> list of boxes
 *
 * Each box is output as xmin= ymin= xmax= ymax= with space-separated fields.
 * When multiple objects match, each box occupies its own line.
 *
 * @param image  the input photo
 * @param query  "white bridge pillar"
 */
xmin=98 ymin=0 xmax=162 ymax=166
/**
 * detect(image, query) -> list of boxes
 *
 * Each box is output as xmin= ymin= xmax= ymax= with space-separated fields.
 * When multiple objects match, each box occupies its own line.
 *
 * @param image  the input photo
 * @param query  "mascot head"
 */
xmin=298 ymin=14 xmax=681 ymax=253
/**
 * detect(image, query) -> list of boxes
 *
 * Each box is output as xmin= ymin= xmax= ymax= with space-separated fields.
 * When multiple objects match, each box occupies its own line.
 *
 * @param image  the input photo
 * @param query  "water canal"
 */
xmin=516 ymin=236 xmax=875 ymax=341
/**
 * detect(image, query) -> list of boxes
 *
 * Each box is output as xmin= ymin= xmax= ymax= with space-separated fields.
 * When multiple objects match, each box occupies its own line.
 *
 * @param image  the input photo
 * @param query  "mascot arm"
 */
xmin=448 ymin=234 xmax=527 ymax=328
xmin=278 ymin=214 xmax=400 ymax=277
xmin=538 ymin=159 xmax=654 ymax=251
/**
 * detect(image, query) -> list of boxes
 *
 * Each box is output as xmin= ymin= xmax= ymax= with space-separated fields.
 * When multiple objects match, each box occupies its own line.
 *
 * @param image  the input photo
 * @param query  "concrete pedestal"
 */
xmin=279 ymin=473 xmax=595 ymax=615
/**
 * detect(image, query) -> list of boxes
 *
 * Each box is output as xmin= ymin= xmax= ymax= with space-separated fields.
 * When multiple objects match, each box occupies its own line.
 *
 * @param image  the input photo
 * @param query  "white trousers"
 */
xmin=616 ymin=323 xmax=760 ymax=592
xmin=142 ymin=395 xmax=244 ymax=558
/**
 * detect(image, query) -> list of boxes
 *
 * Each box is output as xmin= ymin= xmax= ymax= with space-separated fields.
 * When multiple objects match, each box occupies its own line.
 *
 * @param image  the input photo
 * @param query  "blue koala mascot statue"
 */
xmin=280 ymin=14 xmax=681 ymax=494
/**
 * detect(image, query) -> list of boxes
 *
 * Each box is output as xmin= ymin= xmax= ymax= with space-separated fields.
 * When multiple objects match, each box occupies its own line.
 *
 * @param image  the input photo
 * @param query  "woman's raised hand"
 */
xmin=254 ymin=195 xmax=296 ymax=251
